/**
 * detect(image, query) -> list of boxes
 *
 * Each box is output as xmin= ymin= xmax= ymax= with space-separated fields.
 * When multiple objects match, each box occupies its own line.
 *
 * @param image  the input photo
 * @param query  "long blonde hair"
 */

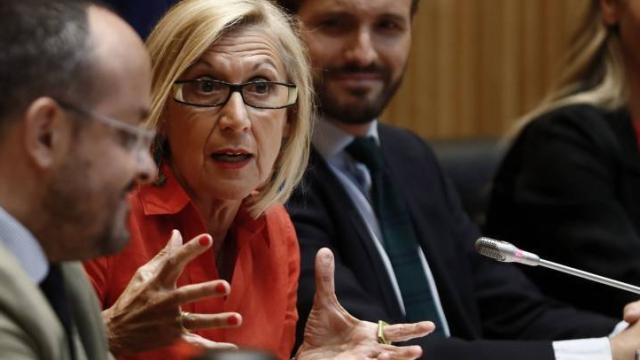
xmin=145 ymin=0 xmax=313 ymax=217
xmin=511 ymin=0 xmax=626 ymax=135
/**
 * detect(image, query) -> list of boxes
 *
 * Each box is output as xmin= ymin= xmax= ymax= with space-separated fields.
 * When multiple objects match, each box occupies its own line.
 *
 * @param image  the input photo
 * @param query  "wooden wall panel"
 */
xmin=381 ymin=0 xmax=589 ymax=140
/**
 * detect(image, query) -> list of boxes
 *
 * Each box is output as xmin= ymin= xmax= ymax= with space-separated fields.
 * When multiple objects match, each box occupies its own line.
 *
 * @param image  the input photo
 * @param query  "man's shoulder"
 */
xmin=0 ymin=244 xmax=50 ymax=312
xmin=378 ymin=123 xmax=441 ymax=169
xmin=378 ymin=123 xmax=428 ymax=144
xmin=61 ymin=262 xmax=103 ymax=303
xmin=61 ymin=262 xmax=111 ymax=360
xmin=0 ymin=244 xmax=64 ymax=358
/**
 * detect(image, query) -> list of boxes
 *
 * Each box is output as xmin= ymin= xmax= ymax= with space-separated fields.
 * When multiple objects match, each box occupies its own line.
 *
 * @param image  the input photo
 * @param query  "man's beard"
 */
xmin=42 ymin=156 xmax=130 ymax=260
xmin=315 ymin=62 xmax=404 ymax=124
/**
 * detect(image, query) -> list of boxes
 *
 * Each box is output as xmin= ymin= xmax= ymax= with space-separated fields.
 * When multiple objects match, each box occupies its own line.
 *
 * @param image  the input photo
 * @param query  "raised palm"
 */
xmin=296 ymin=248 xmax=434 ymax=360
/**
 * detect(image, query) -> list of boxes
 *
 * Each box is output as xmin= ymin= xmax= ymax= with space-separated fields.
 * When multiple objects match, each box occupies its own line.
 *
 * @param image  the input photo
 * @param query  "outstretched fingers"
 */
xmin=314 ymin=248 xmax=336 ymax=301
xmin=182 ymin=332 xmax=238 ymax=350
xmin=374 ymin=344 xmax=423 ymax=360
xmin=181 ymin=311 xmax=242 ymax=331
xmin=623 ymin=300 xmax=640 ymax=324
xmin=382 ymin=321 xmax=435 ymax=343
xmin=154 ymin=229 xmax=184 ymax=258
xmin=160 ymin=280 xmax=230 ymax=308
xmin=309 ymin=247 xmax=357 ymax=330
xmin=157 ymin=232 xmax=214 ymax=285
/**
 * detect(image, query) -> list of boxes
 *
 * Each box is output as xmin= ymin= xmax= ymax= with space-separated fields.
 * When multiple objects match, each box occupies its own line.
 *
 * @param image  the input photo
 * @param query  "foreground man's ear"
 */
xmin=23 ymin=97 xmax=72 ymax=170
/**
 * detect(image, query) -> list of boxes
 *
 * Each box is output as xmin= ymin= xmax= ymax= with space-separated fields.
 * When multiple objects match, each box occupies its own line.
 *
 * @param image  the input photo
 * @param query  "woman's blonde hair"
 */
xmin=511 ymin=0 xmax=626 ymax=135
xmin=146 ymin=0 xmax=313 ymax=217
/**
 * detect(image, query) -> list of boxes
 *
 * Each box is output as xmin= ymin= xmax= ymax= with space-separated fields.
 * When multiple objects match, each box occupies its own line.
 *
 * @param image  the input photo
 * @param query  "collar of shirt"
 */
xmin=312 ymin=117 xmax=380 ymax=198
xmin=139 ymin=163 xmax=191 ymax=216
xmin=312 ymin=117 xmax=380 ymax=163
xmin=0 ymin=205 xmax=48 ymax=283
xmin=137 ymin=163 xmax=268 ymax=245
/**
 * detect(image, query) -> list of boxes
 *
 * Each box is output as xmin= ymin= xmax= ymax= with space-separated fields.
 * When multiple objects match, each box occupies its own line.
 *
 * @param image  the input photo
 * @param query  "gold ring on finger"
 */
xmin=377 ymin=320 xmax=391 ymax=345
xmin=178 ymin=311 xmax=190 ymax=332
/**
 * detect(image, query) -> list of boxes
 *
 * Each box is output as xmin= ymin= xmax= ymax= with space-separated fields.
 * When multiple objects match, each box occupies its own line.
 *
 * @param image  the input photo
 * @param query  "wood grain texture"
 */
xmin=381 ymin=0 xmax=589 ymax=139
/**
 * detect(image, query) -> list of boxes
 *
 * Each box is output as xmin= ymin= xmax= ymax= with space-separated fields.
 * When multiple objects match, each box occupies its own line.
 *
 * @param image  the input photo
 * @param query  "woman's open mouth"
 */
xmin=210 ymin=149 xmax=254 ymax=169
xmin=211 ymin=152 xmax=253 ymax=162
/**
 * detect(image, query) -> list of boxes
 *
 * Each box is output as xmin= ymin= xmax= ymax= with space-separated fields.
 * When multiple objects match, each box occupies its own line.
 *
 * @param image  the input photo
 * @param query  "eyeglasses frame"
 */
xmin=55 ymin=98 xmax=156 ymax=157
xmin=172 ymin=79 xmax=298 ymax=110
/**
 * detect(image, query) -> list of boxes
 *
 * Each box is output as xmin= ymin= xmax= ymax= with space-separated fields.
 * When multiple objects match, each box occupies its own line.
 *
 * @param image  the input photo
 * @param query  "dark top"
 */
xmin=287 ymin=123 xmax=617 ymax=360
xmin=485 ymin=104 xmax=640 ymax=317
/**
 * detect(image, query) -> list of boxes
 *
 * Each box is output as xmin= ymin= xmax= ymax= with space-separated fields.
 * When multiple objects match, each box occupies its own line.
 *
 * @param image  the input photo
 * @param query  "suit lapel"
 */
xmin=378 ymin=125 xmax=483 ymax=337
xmin=61 ymin=262 xmax=109 ymax=360
xmin=0 ymin=243 xmax=68 ymax=359
xmin=377 ymin=131 xmax=448 ymax=293
xmin=376 ymin=127 xmax=447 ymax=281
xmin=310 ymin=150 xmax=404 ymax=319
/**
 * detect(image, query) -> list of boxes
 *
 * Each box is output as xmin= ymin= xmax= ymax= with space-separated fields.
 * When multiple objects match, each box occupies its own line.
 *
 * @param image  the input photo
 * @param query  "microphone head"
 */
xmin=474 ymin=237 xmax=507 ymax=262
xmin=475 ymin=237 xmax=540 ymax=266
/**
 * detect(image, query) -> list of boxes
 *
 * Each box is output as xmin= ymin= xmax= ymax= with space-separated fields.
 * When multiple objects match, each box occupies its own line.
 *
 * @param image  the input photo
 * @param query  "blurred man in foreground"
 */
xmin=0 ymin=0 xmax=155 ymax=358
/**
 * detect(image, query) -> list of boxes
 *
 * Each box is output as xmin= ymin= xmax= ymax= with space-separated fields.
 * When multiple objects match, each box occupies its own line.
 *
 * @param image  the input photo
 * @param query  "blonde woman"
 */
xmin=485 ymin=0 xmax=640 ymax=318
xmin=84 ymin=0 xmax=433 ymax=359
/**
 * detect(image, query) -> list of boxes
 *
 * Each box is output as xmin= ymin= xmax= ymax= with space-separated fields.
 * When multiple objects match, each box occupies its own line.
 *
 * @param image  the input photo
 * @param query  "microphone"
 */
xmin=475 ymin=237 xmax=640 ymax=295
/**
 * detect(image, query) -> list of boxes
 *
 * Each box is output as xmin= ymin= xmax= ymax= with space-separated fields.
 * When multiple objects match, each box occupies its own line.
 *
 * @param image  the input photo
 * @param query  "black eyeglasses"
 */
xmin=56 ymin=99 xmax=156 ymax=156
xmin=172 ymin=78 xmax=298 ymax=109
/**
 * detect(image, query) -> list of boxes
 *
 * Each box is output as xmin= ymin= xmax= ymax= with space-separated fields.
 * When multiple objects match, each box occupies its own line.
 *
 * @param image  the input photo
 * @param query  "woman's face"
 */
xmin=164 ymin=26 xmax=290 ymax=202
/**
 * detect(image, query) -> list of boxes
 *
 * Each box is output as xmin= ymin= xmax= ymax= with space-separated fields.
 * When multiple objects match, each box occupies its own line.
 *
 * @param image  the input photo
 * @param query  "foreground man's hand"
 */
xmin=103 ymin=230 xmax=241 ymax=355
xmin=296 ymin=248 xmax=434 ymax=360
xmin=611 ymin=299 xmax=640 ymax=360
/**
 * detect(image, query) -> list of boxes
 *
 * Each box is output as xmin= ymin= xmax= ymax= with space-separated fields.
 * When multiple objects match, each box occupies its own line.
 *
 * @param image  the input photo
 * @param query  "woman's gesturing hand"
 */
xmin=296 ymin=248 xmax=434 ymax=360
xmin=103 ymin=230 xmax=241 ymax=355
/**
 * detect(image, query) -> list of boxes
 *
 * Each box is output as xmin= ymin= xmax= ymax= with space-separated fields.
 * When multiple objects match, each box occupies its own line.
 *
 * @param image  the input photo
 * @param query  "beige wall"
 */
xmin=381 ymin=0 xmax=589 ymax=140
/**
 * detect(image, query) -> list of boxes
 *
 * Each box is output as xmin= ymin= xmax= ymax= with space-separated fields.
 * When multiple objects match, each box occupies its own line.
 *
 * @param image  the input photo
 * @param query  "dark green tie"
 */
xmin=346 ymin=136 xmax=445 ymax=336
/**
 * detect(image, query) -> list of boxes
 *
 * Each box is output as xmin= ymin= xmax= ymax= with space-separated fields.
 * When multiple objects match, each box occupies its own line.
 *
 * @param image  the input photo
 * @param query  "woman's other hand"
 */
xmin=296 ymin=248 xmax=434 ymax=360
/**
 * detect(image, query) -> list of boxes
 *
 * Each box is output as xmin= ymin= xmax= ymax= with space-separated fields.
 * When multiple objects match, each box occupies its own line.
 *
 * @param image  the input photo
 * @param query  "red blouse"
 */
xmin=84 ymin=166 xmax=300 ymax=360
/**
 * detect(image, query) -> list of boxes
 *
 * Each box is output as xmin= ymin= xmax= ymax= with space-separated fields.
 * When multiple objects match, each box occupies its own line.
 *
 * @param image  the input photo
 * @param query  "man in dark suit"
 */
xmin=0 ymin=1 xmax=156 ymax=358
xmin=281 ymin=0 xmax=640 ymax=358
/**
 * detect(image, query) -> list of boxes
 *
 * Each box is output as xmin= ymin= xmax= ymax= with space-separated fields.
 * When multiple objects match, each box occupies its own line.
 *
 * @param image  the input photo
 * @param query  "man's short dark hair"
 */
xmin=275 ymin=0 xmax=421 ymax=16
xmin=0 ymin=0 xmax=99 ymax=127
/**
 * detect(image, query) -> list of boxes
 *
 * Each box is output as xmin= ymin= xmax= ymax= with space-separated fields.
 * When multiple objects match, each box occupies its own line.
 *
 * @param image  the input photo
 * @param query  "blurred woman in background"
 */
xmin=485 ymin=0 xmax=640 ymax=317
